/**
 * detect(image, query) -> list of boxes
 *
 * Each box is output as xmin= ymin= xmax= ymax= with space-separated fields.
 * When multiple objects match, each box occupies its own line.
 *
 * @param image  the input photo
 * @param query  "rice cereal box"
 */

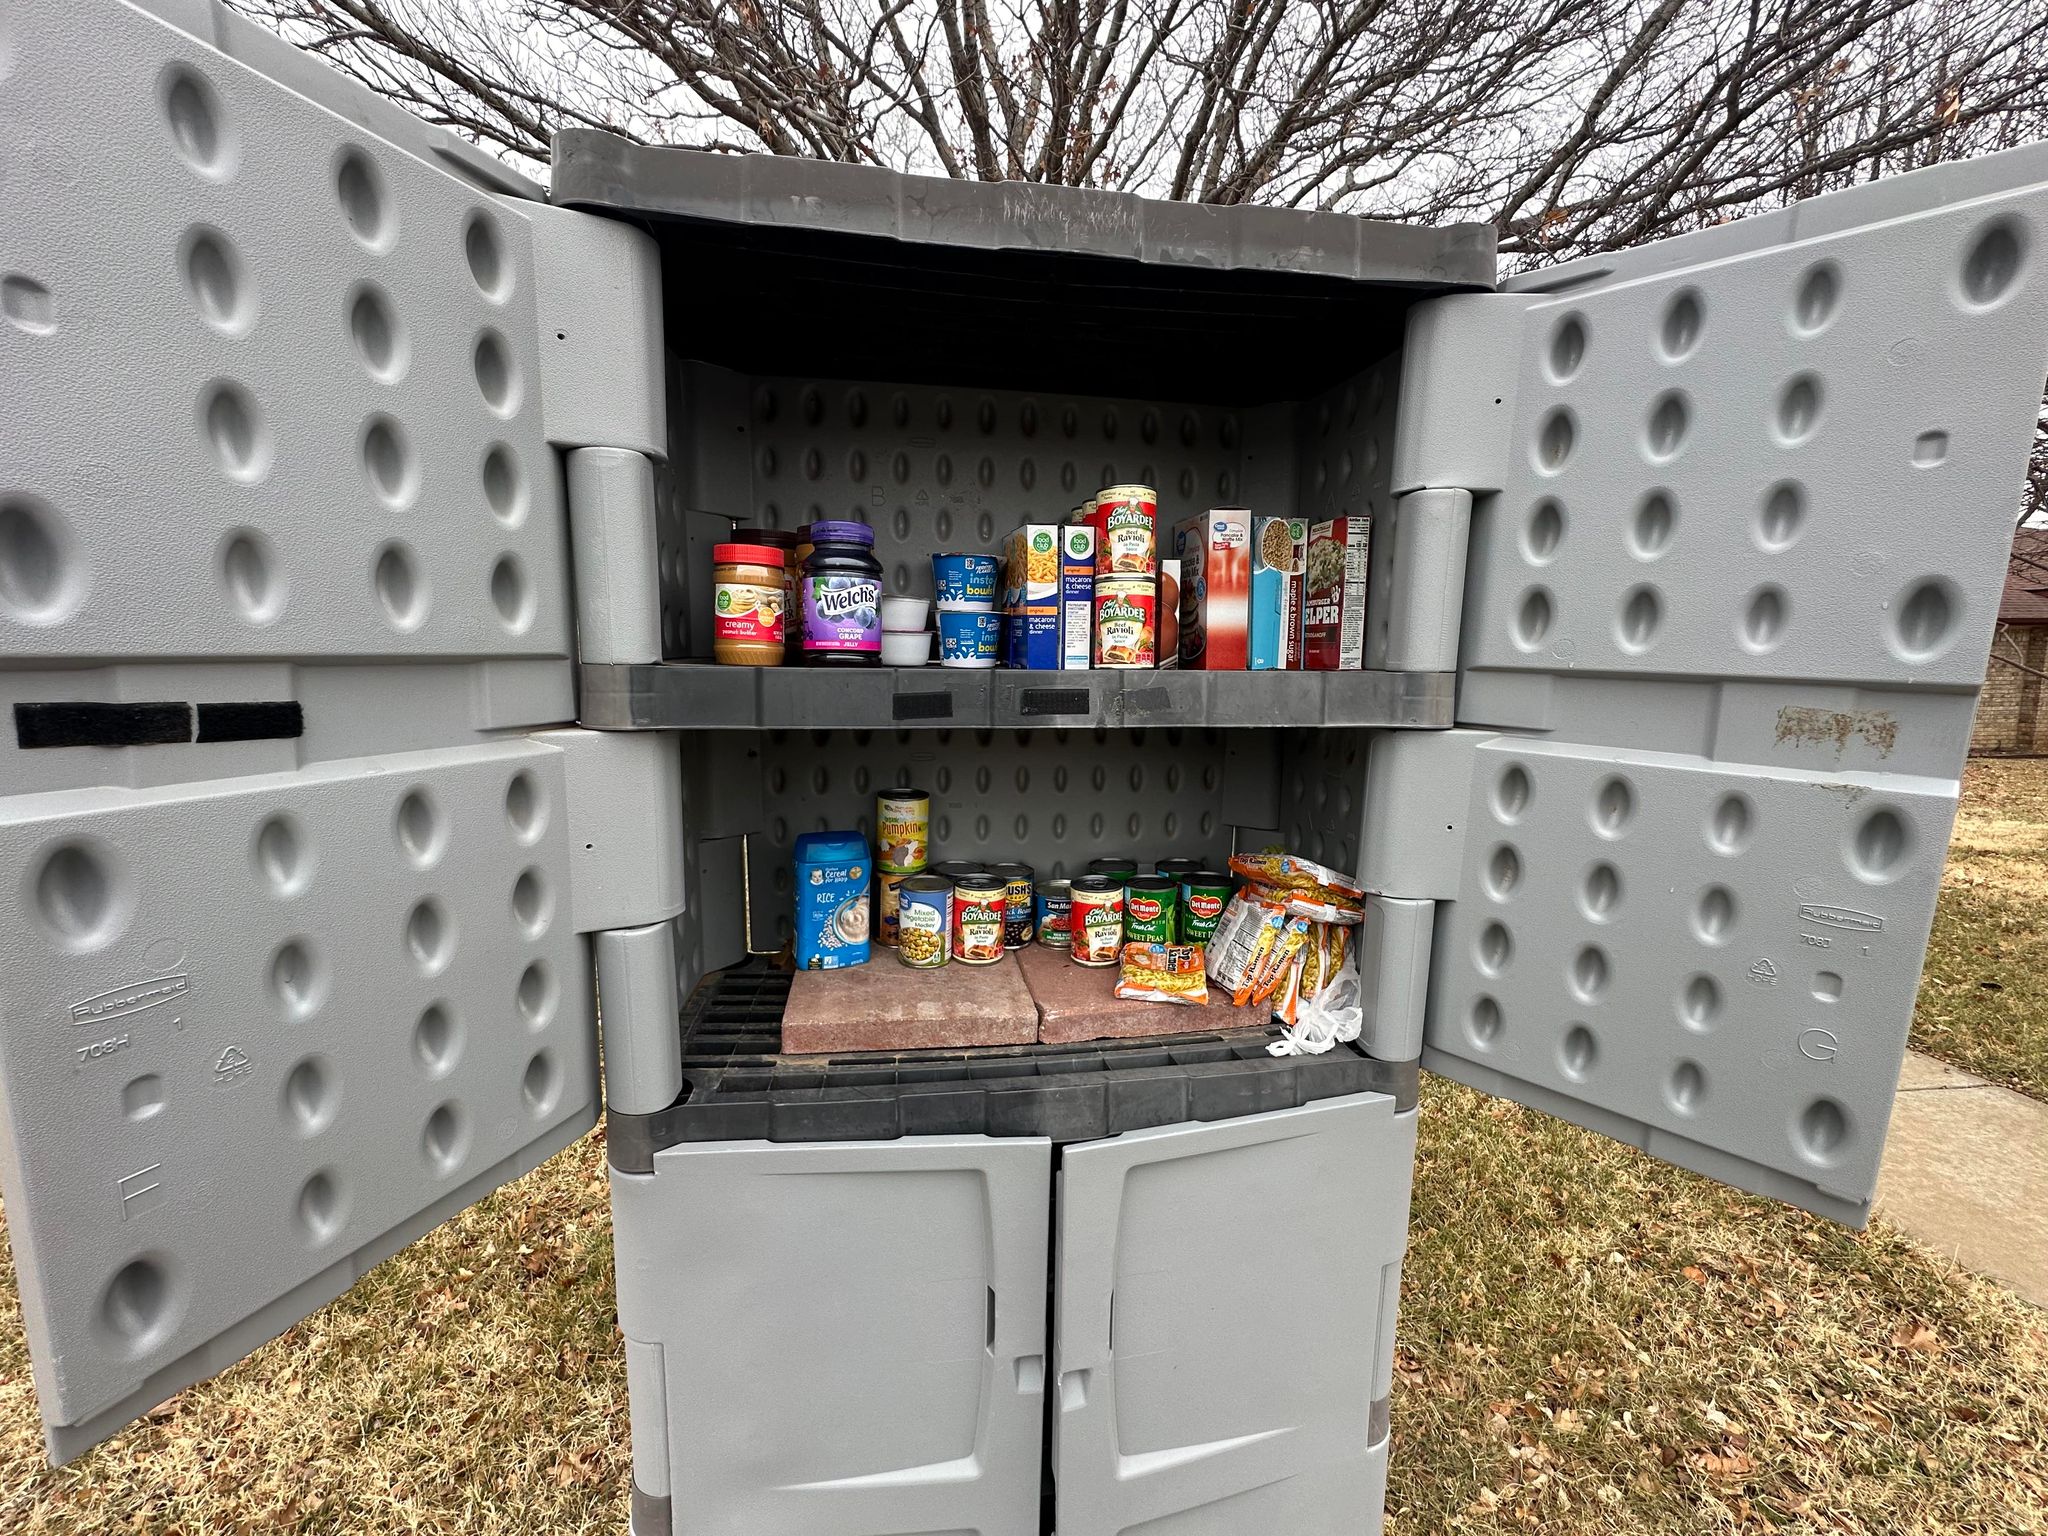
xmin=1002 ymin=524 xmax=1095 ymax=669
xmin=1250 ymin=517 xmax=1307 ymax=670
xmin=793 ymin=830 xmax=871 ymax=970
xmin=1305 ymin=516 xmax=1371 ymax=669
xmin=1173 ymin=507 xmax=1251 ymax=669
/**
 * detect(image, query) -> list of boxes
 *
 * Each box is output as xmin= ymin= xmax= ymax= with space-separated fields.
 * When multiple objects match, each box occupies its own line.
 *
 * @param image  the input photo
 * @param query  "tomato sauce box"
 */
xmin=1251 ymin=517 xmax=1307 ymax=670
xmin=1173 ymin=508 xmax=1250 ymax=669
xmin=1305 ymin=516 xmax=1371 ymax=669
xmin=1003 ymin=524 xmax=1095 ymax=669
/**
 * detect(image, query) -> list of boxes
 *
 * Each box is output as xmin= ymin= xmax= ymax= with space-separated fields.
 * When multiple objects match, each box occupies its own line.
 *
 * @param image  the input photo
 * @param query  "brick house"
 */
xmin=1970 ymin=527 xmax=2048 ymax=754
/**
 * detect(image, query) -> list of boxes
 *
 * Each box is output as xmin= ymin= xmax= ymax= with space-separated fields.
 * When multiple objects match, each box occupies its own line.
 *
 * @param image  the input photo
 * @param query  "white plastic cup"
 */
xmin=880 ymin=629 xmax=935 ymax=667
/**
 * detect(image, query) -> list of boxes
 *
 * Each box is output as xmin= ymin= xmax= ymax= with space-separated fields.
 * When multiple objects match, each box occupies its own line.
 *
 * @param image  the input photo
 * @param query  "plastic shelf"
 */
xmin=579 ymin=661 xmax=1454 ymax=731
xmin=605 ymin=963 xmax=1416 ymax=1171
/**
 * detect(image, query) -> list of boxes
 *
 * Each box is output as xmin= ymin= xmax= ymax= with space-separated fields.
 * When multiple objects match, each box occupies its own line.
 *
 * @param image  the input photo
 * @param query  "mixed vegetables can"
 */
xmin=896 ymin=875 xmax=952 ymax=968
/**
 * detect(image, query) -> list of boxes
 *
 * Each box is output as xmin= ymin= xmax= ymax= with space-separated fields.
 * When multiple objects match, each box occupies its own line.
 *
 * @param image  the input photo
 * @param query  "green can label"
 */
xmin=1179 ymin=881 xmax=1231 ymax=945
xmin=1123 ymin=890 xmax=1175 ymax=945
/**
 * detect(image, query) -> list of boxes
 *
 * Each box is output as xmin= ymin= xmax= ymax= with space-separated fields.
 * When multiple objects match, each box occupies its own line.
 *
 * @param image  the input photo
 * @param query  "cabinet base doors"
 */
xmin=0 ymin=742 xmax=598 ymax=1462
xmin=1053 ymin=1096 xmax=1414 ymax=1536
xmin=612 ymin=1135 xmax=1051 ymax=1536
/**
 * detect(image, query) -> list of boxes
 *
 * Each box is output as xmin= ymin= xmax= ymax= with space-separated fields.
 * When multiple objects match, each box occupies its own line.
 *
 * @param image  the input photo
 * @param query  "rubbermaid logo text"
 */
xmin=70 ymin=974 xmax=189 ymax=1026
xmin=1797 ymin=904 xmax=1884 ymax=933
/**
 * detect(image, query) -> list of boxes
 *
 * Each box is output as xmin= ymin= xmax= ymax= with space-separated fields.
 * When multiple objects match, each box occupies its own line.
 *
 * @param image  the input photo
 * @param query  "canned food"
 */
xmin=1154 ymin=857 xmax=1206 ymax=882
xmin=1123 ymin=874 xmax=1177 ymax=944
xmin=876 ymin=789 xmax=930 ymax=873
xmin=951 ymin=874 xmax=1007 ymax=965
xmin=1069 ymin=876 xmax=1124 ymax=966
xmin=1179 ymin=870 xmax=1233 ymax=946
xmin=1035 ymin=879 xmax=1073 ymax=947
xmin=877 ymin=869 xmax=912 ymax=947
xmin=1094 ymin=484 xmax=1158 ymax=576
xmin=1086 ymin=856 xmax=1138 ymax=881
xmin=897 ymin=875 xmax=952 ymax=967
xmin=1093 ymin=577 xmax=1156 ymax=668
xmin=991 ymin=861 xmax=1035 ymax=949
xmin=932 ymin=860 xmax=991 ymax=883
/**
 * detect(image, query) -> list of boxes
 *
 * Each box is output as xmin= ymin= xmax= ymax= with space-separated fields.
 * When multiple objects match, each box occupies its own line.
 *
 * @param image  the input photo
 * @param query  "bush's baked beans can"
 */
xmin=991 ymin=861 xmax=1035 ymax=948
xmin=1179 ymin=870 xmax=1233 ymax=946
xmin=1035 ymin=879 xmax=1073 ymax=947
xmin=1123 ymin=874 xmax=1177 ymax=945
xmin=1093 ymin=485 xmax=1157 ymax=577
xmin=896 ymin=875 xmax=951 ymax=968
xmin=1069 ymin=876 xmax=1124 ymax=966
xmin=877 ymin=869 xmax=912 ymax=947
xmin=1093 ymin=578 xmax=1156 ymax=668
xmin=876 ymin=789 xmax=930 ymax=873
xmin=951 ymin=873 xmax=1007 ymax=964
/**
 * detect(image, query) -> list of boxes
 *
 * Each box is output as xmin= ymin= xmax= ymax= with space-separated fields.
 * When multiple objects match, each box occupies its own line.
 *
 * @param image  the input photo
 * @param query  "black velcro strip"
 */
xmin=1019 ymin=688 xmax=1092 ymax=717
xmin=15 ymin=702 xmax=193 ymax=749
xmin=892 ymin=692 xmax=953 ymax=721
xmin=195 ymin=701 xmax=304 ymax=743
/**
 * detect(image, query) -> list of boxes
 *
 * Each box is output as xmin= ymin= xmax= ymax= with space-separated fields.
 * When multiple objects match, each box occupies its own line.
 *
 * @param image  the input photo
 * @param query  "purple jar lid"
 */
xmin=809 ymin=519 xmax=875 ymax=546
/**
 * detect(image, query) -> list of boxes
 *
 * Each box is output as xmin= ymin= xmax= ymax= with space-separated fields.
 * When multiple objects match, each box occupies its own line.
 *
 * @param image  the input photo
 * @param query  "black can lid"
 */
xmin=950 ymin=871 xmax=1006 ymax=893
xmin=1070 ymin=874 xmax=1122 ymax=894
xmin=1086 ymin=856 xmax=1138 ymax=874
xmin=1154 ymin=857 xmax=1206 ymax=877
xmin=900 ymin=874 xmax=953 ymax=894
xmin=877 ymin=786 xmax=930 ymax=801
xmin=1181 ymin=868 xmax=1234 ymax=886
xmin=1126 ymin=873 xmax=1176 ymax=894
xmin=989 ymin=861 xmax=1035 ymax=879
xmin=931 ymin=860 xmax=990 ymax=880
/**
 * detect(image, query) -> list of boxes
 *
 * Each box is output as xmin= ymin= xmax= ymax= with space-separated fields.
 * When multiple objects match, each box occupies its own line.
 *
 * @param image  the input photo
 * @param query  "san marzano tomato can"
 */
xmin=1035 ymin=880 xmax=1073 ymax=947
xmin=1069 ymin=875 xmax=1124 ymax=966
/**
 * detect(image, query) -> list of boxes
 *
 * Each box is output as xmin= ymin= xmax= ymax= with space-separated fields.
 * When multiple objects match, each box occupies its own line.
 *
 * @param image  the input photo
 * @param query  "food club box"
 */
xmin=1305 ymin=516 xmax=1371 ymax=669
xmin=1251 ymin=517 xmax=1307 ymax=670
xmin=1003 ymin=524 xmax=1094 ymax=669
xmin=1172 ymin=507 xmax=1250 ymax=669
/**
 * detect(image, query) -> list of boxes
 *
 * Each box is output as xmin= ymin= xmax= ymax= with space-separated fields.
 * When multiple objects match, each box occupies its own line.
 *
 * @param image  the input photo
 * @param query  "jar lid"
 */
xmin=809 ymin=519 xmax=875 ymax=546
xmin=713 ymin=542 xmax=784 ymax=567
xmin=731 ymin=527 xmax=800 ymax=546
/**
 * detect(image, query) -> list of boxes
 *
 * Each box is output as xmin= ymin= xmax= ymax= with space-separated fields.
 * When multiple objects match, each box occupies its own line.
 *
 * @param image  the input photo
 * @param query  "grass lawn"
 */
xmin=1913 ymin=757 xmax=2048 ymax=1101
xmin=4 ymin=762 xmax=2047 ymax=1532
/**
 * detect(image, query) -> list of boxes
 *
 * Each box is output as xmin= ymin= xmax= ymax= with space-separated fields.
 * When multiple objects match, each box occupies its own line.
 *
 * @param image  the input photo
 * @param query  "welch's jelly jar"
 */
xmin=801 ymin=520 xmax=883 ymax=666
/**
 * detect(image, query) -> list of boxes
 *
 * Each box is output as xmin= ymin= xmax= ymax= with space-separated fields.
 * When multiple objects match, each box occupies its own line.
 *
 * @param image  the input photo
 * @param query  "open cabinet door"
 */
xmin=1393 ymin=144 xmax=2048 ymax=1225
xmin=0 ymin=0 xmax=664 ymax=1460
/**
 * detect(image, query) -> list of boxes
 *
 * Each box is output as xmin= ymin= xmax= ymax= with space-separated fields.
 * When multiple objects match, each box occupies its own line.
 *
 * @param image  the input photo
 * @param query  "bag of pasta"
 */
xmin=1228 ymin=852 xmax=1366 ymax=924
xmin=1115 ymin=942 xmax=1212 ymax=1006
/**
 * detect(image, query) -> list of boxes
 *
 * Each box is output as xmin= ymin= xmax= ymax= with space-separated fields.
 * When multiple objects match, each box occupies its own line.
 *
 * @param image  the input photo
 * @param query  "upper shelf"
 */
xmin=578 ymin=662 xmax=1454 ymax=731
xmin=548 ymin=133 xmax=1497 ymax=405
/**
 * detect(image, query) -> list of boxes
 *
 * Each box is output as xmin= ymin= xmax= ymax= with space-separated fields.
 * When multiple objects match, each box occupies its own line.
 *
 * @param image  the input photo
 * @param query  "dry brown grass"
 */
xmin=1912 ymin=758 xmax=2048 ymax=1099
xmin=5 ymin=765 xmax=2048 ymax=1532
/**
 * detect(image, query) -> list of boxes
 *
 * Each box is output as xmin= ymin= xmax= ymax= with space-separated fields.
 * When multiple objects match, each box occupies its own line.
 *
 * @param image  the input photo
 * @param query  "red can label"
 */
xmin=1093 ymin=580 xmax=1156 ymax=668
xmin=1094 ymin=485 xmax=1158 ymax=576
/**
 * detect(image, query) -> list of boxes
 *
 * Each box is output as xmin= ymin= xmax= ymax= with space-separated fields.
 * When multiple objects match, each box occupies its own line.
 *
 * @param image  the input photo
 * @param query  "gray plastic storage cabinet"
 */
xmin=4 ymin=2 xmax=2048 ymax=1532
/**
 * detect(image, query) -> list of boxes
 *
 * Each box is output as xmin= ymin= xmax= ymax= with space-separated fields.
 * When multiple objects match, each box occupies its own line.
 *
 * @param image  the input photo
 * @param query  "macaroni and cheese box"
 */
xmin=1250 ymin=517 xmax=1306 ymax=670
xmin=1004 ymin=524 xmax=1094 ymax=669
xmin=1305 ymin=516 xmax=1371 ymax=669
xmin=1173 ymin=508 xmax=1251 ymax=669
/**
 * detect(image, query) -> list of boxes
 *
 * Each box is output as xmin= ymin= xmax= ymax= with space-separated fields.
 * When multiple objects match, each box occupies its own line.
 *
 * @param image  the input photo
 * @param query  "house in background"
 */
xmin=1970 ymin=527 xmax=2048 ymax=754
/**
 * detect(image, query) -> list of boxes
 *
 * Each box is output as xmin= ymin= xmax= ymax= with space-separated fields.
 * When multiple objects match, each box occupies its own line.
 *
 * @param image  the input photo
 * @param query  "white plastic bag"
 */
xmin=1266 ymin=945 xmax=1362 ymax=1056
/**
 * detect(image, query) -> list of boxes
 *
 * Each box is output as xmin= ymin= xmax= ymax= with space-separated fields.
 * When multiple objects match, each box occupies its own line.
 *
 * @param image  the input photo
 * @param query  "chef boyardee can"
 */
xmin=1123 ymin=874 xmax=1177 ymax=945
xmin=876 ymin=789 xmax=930 ymax=874
xmin=896 ymin=876 xmax=951 ymax=968
xmin=1069 ymin=876 xmax=1124 ymax=966
xmin=1035 ymin=880 xmax=1073 ymax=947
xmin=931 ymin=860 xmax=989 ymax=883
xmin=1179 ymin=870 xmax=1232 ymax=946
xmin=1086 ymin=856 xmax=1138 ymax=881
xmin=991 ymin=861 xmax=1035 ymax=949
xmin=951 ymin=873 xmax=1007 ymax=965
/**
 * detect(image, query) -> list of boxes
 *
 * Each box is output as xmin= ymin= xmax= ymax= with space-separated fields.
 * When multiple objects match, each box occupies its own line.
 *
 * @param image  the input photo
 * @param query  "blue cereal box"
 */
xmin=794 ymin=830 xmax=871 ymax=969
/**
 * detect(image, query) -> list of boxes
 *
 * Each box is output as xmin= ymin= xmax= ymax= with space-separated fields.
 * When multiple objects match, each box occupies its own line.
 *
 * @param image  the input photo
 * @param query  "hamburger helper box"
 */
xmin=1305 ymin=516 xmax=1372 ymax=669
xmin=1003 ymin=524 xmax=1094 ymax=669
xmin=1172 ymin=508 xmax=1250 ymax=668
xmin=1251 ymin=517 xmax=1307 ymax=669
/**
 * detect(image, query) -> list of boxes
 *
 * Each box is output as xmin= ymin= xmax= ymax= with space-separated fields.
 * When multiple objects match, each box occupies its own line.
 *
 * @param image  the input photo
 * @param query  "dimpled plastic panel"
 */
xmin=0 ymin=739 xmax=596 ymax=1457
xmin=0 ymin=0 xmax=570 ymax=661
xmin=1424 ymin=735 xmax=1951 ymax=1224
xmin=750 ymin=728 xmax=1270 ymax=947
xmin=1278 ymin=728 xmax=1372 ymax=876
xmin=1052 ymin=1095 xmax=1411 ymax=1535
xmin=1298 ymin=354 xmax=1401 ymax=669
xmin=1458 ymin=145 xmax=2048 ymax=692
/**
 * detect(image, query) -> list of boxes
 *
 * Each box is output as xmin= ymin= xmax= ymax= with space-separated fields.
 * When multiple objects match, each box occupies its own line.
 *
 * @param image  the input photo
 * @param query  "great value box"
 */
xmin=1173 ymin=508 xmax=1251 ymax=668
xmin=1003 ymin=524 xmax=1094 ymax=669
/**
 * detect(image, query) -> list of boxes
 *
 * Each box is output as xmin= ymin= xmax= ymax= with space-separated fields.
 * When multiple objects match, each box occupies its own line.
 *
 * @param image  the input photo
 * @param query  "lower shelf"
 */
xmin=578 ymin=659 xmax=1455 ymax=729
xmin=606 ymin=963 xmax=1417 ymax=1171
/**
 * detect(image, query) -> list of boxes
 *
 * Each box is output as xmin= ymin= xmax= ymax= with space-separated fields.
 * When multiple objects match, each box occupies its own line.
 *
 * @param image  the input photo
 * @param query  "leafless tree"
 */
xmin=241 ymin=0 xmax=2048 ymax=267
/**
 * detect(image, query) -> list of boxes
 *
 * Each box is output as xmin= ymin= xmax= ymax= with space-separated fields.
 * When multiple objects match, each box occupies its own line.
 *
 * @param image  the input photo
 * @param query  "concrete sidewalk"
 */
xmin=1876 ymin=1051 xmax=2048 ymax=1307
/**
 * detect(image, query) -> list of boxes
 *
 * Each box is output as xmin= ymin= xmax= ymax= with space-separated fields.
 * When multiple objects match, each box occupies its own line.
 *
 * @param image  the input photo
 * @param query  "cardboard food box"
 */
xmin=1173 ymin=508 xmax=1250 ymax=669
xmin=1156 ymin=558 xmax=1181 ymax=667
xmin=1305 ymin=516 xmax=1371 ymax=669
xmin=1251 ymin=517 xmax=1307 ymax=670
xmin=1002 ymin=524 xmax=1095 ymax=669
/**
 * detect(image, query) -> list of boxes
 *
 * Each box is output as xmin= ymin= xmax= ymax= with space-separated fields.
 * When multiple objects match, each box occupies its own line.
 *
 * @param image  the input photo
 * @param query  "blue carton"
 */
xmin=793 ymin=830 xmax=871 ymax=969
